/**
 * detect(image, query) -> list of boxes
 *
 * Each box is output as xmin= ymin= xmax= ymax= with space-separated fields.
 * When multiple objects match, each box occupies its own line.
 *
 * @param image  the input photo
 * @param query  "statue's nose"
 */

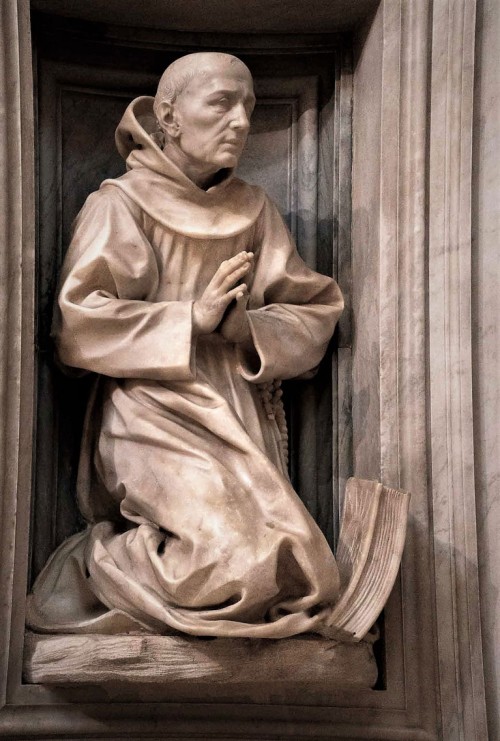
xmin=230 ymin=103 xmax=250 ymax=131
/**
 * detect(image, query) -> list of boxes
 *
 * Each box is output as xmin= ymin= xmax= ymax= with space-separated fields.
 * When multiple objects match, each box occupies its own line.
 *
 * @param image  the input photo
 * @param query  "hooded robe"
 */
xmin=27 ymin=97 xmax=345 ymax=638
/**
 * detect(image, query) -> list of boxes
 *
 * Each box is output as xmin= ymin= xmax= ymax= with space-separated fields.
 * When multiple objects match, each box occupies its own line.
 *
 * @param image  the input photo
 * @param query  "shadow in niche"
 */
xmin=351 ymin=0 xmax=381 ymax=72
xmin=30 ymin=360 xmax=92 ymax=586
xmin=371 ymin=611 xmax=386 ymax=690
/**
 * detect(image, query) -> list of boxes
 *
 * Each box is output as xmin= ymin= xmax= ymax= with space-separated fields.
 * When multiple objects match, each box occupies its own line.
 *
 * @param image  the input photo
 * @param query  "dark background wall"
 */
xmin=29 ymin=13 xmax=353 ymax=583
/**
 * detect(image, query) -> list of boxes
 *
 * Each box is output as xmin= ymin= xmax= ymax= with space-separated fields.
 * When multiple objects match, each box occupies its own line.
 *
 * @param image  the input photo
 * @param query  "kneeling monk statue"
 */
xmin=28 ymin=52 xmax=405 ymax=642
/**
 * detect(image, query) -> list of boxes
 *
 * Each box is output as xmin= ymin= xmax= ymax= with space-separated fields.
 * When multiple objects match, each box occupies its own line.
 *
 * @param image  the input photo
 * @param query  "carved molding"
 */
xmin=332 ymin=46 xmax=353 ymax=544
xmin=428 ymin=0 xmax=488 ymax=739
xmin=379 ymin=0 xmax=429 ymax=491
xmin=352 ymin=0 xmax=487 ymax=738
xmin=0 ymin=0 xmax=35 ymax=711
xmin=378 ymin=0 xmax=437 ymax=733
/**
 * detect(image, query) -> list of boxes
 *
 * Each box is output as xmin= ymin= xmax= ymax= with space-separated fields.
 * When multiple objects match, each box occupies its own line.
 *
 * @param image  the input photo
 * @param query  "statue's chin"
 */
xmin=212 ymin=152 xmax=240 ymax=169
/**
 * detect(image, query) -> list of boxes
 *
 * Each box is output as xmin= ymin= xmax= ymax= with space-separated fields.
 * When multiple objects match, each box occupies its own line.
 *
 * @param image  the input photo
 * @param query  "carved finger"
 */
xmin=219 ymin=262 xmax=251 ymax=293
xmin=223 ymin=283 xmax=248 ymax=306
xmin=235 ymin=287 xmax=249 ymax=302
xmin=212 ymin=252 xmax=253 ymax=288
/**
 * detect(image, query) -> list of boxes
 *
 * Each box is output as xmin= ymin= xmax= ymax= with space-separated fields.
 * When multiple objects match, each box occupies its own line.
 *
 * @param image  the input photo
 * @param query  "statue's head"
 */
xmin=154 ymin=52 xmax=255 ymax=176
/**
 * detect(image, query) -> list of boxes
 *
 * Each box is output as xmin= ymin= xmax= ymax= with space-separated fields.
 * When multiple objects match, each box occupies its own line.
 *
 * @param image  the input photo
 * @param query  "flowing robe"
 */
xmin=27 ymin=97 xmax=344 ymax=639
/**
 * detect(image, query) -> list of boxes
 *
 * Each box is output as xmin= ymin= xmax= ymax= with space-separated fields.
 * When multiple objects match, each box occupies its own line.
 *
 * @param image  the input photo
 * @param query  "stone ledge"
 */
xmin=23 ymin=631 xmax=377 ymax=688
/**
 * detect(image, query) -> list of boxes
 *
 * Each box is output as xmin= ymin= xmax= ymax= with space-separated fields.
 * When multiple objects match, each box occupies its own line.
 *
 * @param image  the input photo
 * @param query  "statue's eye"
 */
xmin=214 ymin=97 xmax=230 ymax=108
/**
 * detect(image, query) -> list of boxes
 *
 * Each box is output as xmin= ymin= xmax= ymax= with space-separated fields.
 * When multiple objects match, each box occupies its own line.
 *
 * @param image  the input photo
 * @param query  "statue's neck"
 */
xmin=162 ymin=142 xmax=223 ymax=191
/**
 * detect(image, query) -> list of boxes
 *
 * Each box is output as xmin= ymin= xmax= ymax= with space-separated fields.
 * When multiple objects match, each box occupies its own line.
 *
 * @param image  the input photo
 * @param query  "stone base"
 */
xmin=23 ymin=631 xmax=377 ymax=689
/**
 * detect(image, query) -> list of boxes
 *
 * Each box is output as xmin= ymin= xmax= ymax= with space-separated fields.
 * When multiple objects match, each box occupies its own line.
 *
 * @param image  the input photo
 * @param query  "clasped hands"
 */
xmin=192 ymin=251 xmax=253 ymax=345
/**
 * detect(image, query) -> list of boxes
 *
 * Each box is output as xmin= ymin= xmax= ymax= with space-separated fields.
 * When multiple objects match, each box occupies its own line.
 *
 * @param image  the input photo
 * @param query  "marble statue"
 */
xmin=27 ymin=52 xmax=409 ymax=643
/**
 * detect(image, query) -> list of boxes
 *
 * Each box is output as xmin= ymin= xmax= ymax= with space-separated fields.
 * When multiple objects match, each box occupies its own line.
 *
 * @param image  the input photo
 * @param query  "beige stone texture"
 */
xmin=0 ymin=0 xmax=496 ymax=739
xmin=473 ymin=0 xmax=500 ymax=737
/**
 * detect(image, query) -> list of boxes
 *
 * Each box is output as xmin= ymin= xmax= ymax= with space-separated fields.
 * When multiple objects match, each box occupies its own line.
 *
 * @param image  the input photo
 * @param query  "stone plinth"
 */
xmin=23 ymin=632 xmax=377 ymax=688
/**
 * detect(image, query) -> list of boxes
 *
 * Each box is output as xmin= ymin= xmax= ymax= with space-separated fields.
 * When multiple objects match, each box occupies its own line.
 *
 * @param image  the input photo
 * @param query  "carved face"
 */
xmin=169 ymin=61 xmax=256 ymax=172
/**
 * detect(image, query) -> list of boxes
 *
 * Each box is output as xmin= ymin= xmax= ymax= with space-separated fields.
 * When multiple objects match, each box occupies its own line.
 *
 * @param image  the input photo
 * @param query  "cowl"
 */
xmin=102 ymin=95 xmax=265 ymax=239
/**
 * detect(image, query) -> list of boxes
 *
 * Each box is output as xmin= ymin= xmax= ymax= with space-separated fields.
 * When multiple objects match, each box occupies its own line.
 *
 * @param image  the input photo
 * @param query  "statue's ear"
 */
xmin=156 ymin=100 xmax=180 ymax=139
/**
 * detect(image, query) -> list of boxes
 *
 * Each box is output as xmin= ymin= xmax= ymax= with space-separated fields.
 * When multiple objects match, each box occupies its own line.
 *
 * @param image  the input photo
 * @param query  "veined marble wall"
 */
xmin=0 ymin=0 xmax=498 ymax=739
xmin=474 ymin=0 xmax=500 ymax=737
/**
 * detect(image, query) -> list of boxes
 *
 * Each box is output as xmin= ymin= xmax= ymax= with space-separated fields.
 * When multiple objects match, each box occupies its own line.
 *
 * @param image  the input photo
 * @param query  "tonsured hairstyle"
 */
xmin=153 ymin=52 xmax=252 ymax=121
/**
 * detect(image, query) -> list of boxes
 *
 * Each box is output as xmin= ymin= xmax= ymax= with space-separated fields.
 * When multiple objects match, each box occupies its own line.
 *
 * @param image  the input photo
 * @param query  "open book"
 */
xmin=322 ymin=477 xmax=410 ymax=642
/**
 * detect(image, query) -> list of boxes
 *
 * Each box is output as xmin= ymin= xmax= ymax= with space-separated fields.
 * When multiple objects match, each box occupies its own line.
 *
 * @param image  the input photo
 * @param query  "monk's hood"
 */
xmin=101 ymin=96 xmax=265 ymax=239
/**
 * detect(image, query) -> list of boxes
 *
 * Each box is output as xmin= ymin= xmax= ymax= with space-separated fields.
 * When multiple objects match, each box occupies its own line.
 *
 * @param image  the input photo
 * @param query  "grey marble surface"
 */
xmin=0 ymin=0 xmax=496 ymax=738
xmin=473 ymin=0 xmax=500 ymax=737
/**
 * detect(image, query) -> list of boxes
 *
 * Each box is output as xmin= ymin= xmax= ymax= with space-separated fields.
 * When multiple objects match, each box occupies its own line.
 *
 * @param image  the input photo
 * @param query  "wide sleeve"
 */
xmin=53 ymin=187 xmax=196 ymax=381
xmin=238 ymin=197 xmax=344 ymax=383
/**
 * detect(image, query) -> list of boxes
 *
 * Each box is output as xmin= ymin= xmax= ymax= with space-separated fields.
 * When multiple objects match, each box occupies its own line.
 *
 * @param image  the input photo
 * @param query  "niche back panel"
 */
xmin=30 ymin=14 xmax=352 ymax=582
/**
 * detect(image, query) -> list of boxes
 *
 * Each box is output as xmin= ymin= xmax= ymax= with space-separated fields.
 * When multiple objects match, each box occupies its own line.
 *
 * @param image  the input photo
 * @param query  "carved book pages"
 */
xmin=325 ymin=478 xmax=410 ymax=641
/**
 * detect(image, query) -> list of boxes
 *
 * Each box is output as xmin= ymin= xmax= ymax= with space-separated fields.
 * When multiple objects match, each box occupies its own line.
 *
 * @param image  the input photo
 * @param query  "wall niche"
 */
xmin=0 ymin=1 xmax=487 ymax=740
